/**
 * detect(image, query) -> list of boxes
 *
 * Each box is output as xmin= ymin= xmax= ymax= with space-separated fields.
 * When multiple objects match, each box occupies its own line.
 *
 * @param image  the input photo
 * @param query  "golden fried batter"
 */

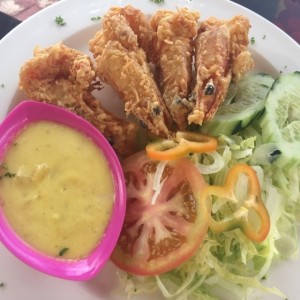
xmin=102 ymin=10 xmax=139 ymax=51
xmin=89 ymin=7 xmax=172 ymax=138
xmin=188 ymin=15 xmax=254 ymax=125
xmin=188 ymin=25 xmax=231 ymax=125
xmin=108 ymin=5 xmax=156 ymax=62
xmin=82 ymin=93 xmax=139 ymax=157
xmin=91 ymin=40 xmax=171 ymax=137
xmin=19 ymin=43 xmax=95 ymax=105
xmin=19 ymin=43 xmax=138 ymax=157
xmin=19 ymin=7 xmax=256 ymax=152
xmin=202 ymin=15 xmax=254 ymax=81
xmin=150 ymin=8 xmax=200 ymax=130
xmin=226 ymin=15 xmax=255 ymax=81
xmin=88 ymin=30 xmax=107 ymax=59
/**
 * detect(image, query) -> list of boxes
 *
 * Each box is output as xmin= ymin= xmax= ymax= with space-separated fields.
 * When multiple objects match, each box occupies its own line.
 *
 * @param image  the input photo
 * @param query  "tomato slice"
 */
xmin=111 ymin=151 xmax=209 ymax=276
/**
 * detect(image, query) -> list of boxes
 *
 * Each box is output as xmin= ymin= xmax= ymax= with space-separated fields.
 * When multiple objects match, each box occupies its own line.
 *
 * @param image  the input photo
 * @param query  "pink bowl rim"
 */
xmin=0 ymin=100 xmax=126 ymax=281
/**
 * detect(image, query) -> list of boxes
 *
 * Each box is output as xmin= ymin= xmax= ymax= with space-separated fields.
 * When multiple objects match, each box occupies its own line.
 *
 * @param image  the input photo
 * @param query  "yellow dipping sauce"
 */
xmin=0 ymin=121 xmax=115 ymax=259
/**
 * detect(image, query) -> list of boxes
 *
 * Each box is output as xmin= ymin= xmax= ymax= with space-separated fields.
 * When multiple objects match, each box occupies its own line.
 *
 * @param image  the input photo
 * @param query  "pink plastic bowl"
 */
xmin=0 ymin=100 xmax=126 ymax=280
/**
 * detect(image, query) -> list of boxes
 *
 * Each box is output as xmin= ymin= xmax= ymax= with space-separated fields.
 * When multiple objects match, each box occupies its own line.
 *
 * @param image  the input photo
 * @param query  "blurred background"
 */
xmin=233 ymin=0 xmax=300 ymax=43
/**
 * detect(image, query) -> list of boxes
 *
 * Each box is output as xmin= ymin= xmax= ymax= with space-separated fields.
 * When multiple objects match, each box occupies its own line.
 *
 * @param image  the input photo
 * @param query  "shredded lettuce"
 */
xmin=116 ymin=118 xmax=300 ymax=299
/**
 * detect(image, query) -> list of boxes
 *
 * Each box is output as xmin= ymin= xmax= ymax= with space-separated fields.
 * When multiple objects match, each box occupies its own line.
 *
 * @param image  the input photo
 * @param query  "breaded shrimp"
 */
xmin=89 ymin=7 xmax=172 ymax=138
xmin=19 ymin=43 xmax=139 ymax=157
xmin=188 ymin=15 xmax=254 ymax=125
xmin=150 ymin=8 xmax=200 ymax=130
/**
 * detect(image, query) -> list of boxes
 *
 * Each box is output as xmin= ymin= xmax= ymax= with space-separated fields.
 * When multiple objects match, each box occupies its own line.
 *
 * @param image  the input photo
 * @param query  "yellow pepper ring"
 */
xmin=175 ymin=131 xmax=218 ymax=153
xmin=205 ymin=164 xmax=270 ymax=243
xmin=146 ymin=131 xmax=218 ymax=161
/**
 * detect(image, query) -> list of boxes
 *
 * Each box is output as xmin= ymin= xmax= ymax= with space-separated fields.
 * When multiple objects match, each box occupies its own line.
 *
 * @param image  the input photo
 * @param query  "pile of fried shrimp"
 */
xmin=19 ymin=5 xmax=254 ymax=158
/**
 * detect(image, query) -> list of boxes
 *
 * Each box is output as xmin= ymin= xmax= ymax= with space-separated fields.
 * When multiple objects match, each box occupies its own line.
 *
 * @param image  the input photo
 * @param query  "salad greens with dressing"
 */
xmin=116 ymin=72 xmax=300 ymax=299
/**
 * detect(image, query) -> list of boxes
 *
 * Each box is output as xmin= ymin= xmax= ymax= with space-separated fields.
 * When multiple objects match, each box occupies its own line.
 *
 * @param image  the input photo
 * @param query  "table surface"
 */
xmin=0 ymin=0 xmax=299 ymax=43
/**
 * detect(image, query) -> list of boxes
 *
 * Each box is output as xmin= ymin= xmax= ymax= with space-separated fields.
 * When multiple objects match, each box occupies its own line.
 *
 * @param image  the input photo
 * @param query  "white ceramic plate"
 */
xmin=0 ymin=0 xmax=300 ymax=299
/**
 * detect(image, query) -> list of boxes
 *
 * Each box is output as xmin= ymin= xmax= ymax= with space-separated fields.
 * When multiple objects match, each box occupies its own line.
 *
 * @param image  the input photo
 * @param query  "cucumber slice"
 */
xmin=260 ymin=71 xmax=300 ymax=168
xmin=199 ymin=73 xmax=274 ymax=136
xmin=251 ymin=143 xmax=282 ymax=165
xmin=222 ymin=81 xmax=238 ymax=106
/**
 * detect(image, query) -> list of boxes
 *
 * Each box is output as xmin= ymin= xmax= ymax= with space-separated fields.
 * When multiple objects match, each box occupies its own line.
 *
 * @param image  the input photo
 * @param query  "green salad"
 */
xmin=115 ymin=72 xmax=300 ymax=300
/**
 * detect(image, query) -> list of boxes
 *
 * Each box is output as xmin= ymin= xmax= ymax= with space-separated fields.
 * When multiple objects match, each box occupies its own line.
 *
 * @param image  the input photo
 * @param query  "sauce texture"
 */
xmin=0 ymin=121 xmax=115 ymax=259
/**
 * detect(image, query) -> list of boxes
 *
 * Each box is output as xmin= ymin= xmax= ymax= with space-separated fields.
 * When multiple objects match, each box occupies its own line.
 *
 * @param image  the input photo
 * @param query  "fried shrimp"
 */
xmin=107 ymin=5 xmax=156 ymax=62
xmin=82 ymin=93 xmax=139 ymax=157
xmin=19 ymin=6 xmax=256 ymax=155
xmin=19 ymin=43 xmax=95 ymax=106
xmin=188 ymin=15 xmax=254 ymax=125
xmin=188 ymin=24 xmax=232 ymax=125
xmin=91 ymin=40 xmax=171 ymax=137
xmin=225 ymin=15 xmax=255 ymax=81
xmin=201 ymin=15 xmax=254 ymax=81
xmin=150 ymin=8 xmax=200 ymax=130
xmin=89 ymin=7 xmax=172 ymax=138
xmin=19 ymin=43 xmax=138 ymax=157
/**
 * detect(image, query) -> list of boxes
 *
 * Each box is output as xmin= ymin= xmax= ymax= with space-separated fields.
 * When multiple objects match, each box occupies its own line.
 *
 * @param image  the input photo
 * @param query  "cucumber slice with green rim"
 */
xmin=198 ymin=73 xmax=274 ymax=136
xmin=260 ymin=71 xmax=300 ymax=168
xmin=222 ymin=81 xmax=238 ymax=106
xmin=251 ymin=143 xmax=282 ymax=165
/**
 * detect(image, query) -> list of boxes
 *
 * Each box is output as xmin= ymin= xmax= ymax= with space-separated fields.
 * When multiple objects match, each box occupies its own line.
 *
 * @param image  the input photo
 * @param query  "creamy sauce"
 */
xmin=0 ymin=121 xmax=115 ymax=259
